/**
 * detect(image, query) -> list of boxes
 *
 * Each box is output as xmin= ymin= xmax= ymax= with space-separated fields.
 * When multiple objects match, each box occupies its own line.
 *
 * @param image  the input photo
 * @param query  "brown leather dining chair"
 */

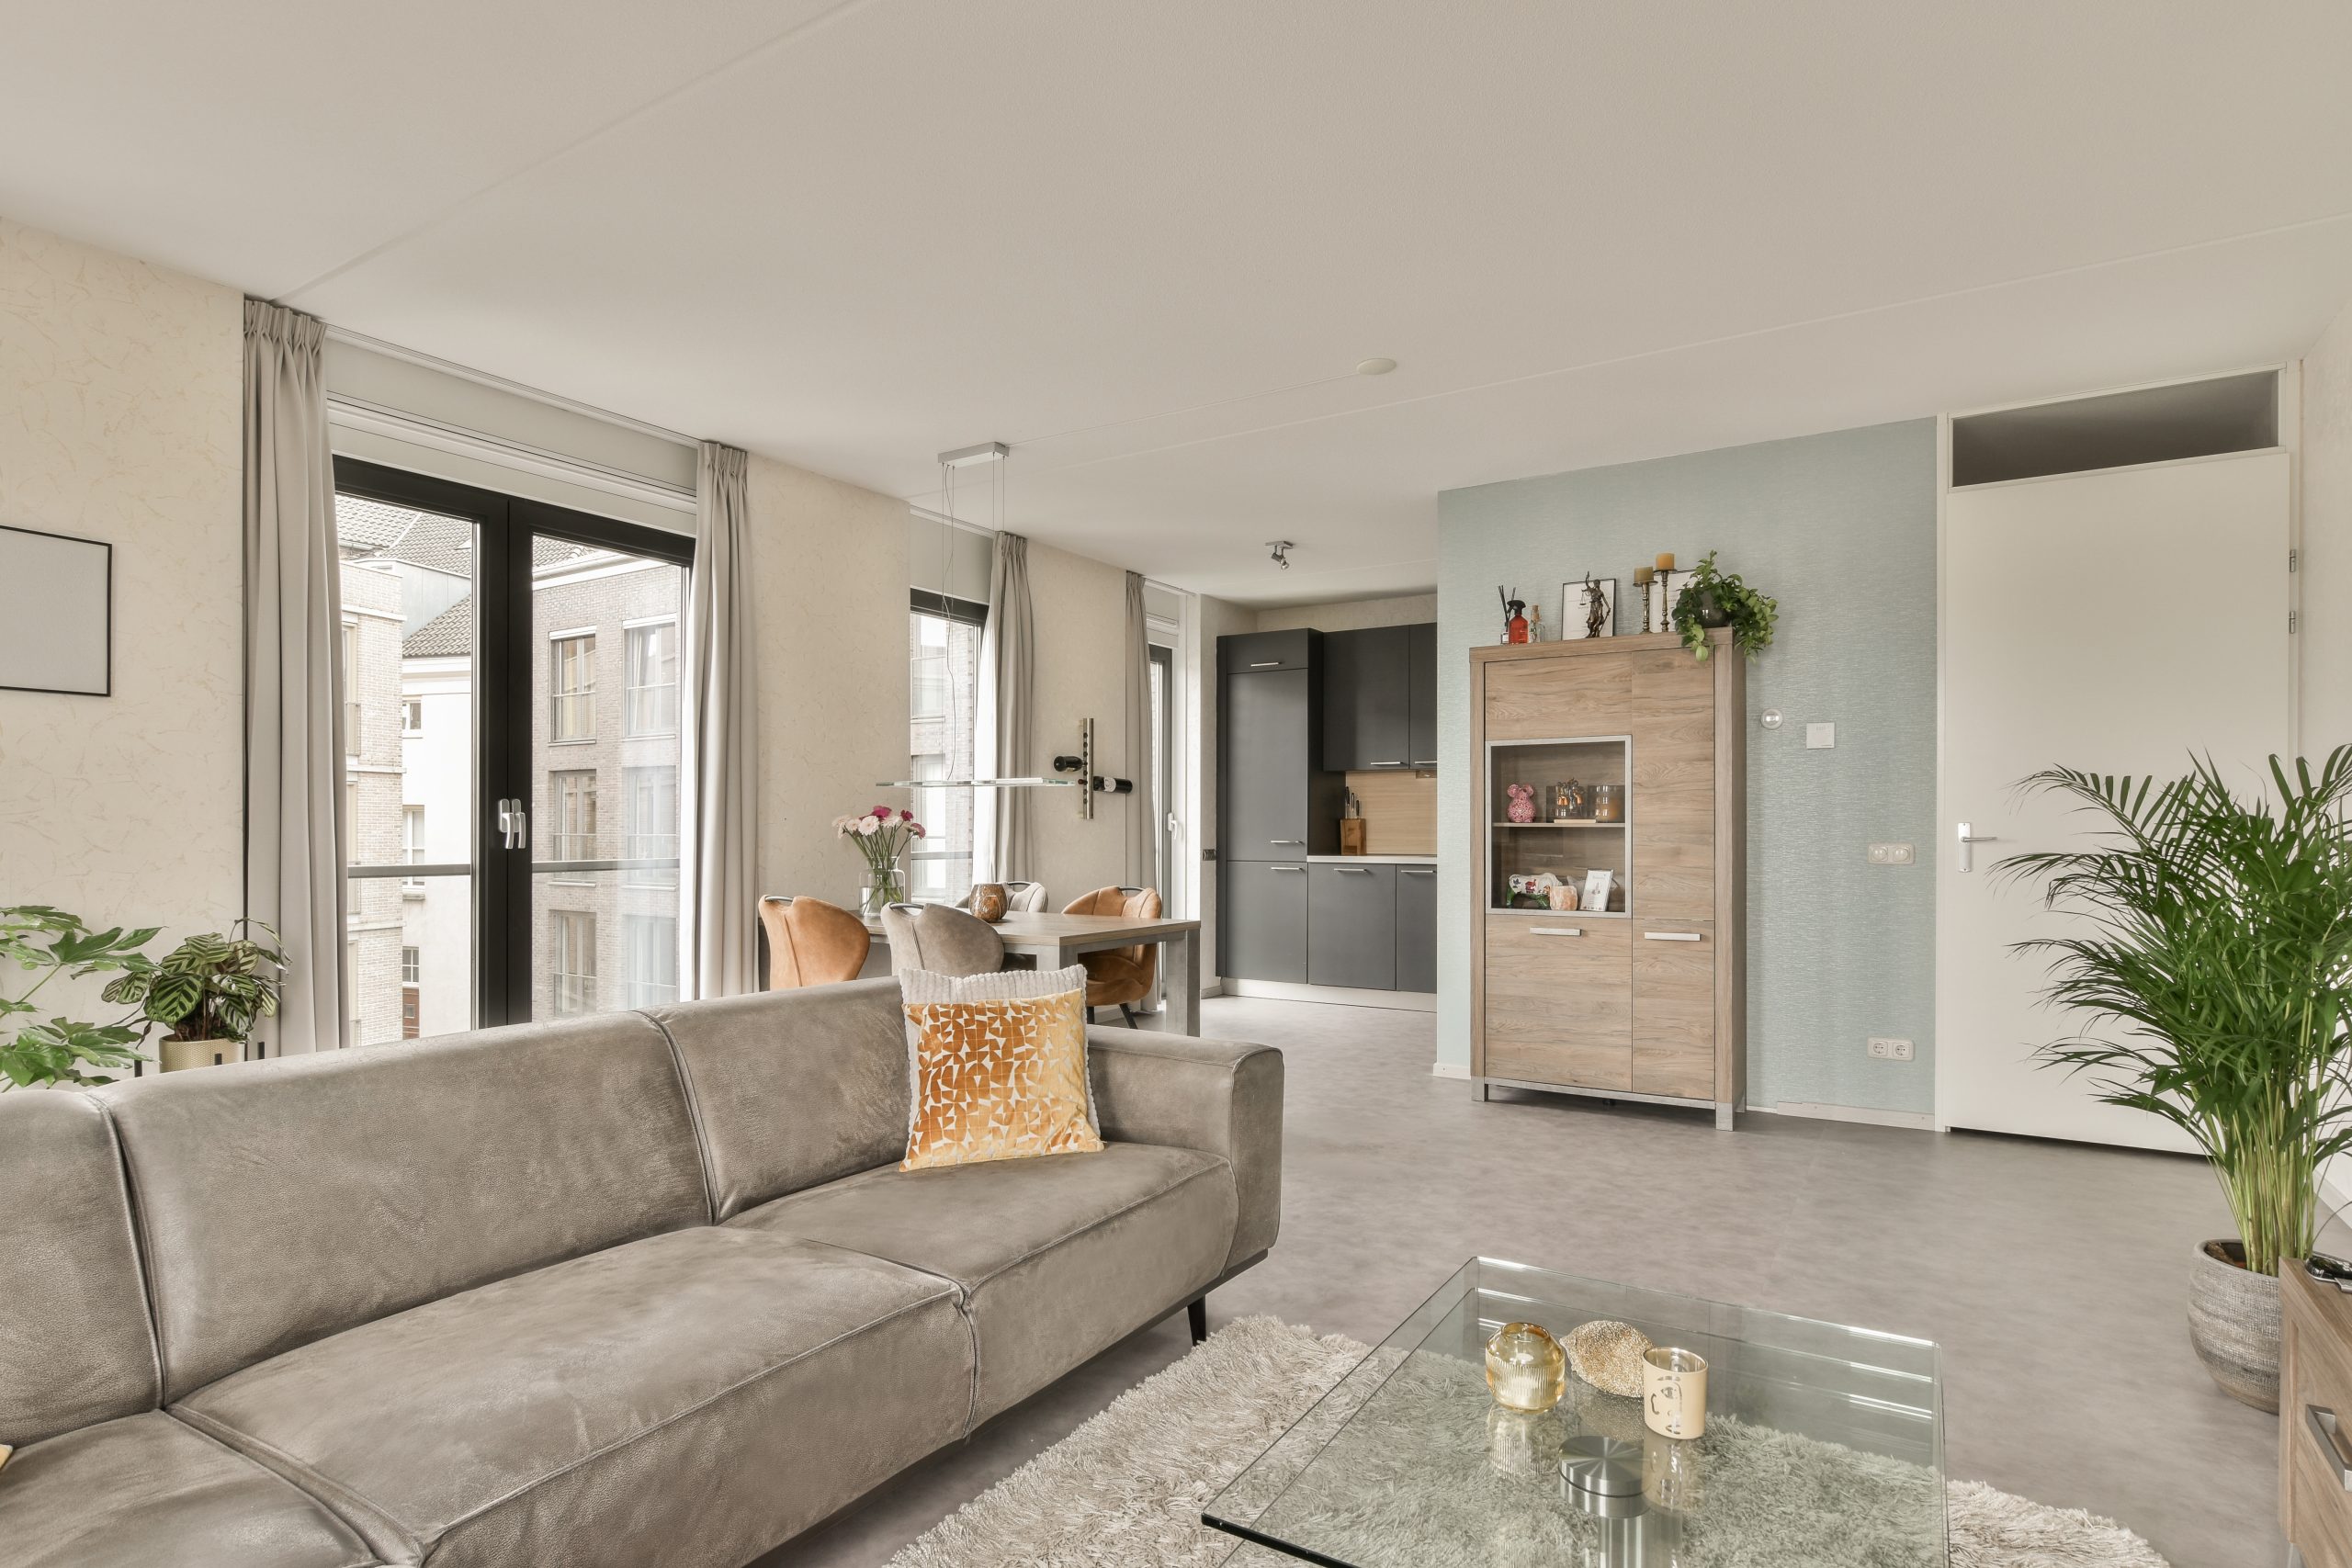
xmin=758 ymin=896 xmax=871 ymax=988
xmin=1062 ymin=886 xmax=1161 ymax=1025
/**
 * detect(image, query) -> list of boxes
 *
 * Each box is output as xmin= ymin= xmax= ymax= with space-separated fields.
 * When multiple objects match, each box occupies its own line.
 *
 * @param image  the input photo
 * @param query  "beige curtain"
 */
xmin=977 ymin=531 xmax=1035 ymax=883
xmin=1122 ymin=571 xmax=1154 ymax=888
xmin=242 ymin=300 xmax=345 ymax=1054
xmin=682 ymin=442 xmax=760 ymax=998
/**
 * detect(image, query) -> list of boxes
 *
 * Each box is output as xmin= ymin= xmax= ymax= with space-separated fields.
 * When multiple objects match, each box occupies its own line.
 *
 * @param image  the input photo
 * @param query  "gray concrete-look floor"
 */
xmin=763 ymin=994 xmax=2282 ymax=1568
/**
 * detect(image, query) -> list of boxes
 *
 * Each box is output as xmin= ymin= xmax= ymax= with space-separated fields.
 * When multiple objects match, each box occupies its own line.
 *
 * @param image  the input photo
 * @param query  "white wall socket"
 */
xmin=1867 ymin=843 xmax=1916 ymax=865
xmin=1867 ymin=1036 xmax=1915 ymax=1062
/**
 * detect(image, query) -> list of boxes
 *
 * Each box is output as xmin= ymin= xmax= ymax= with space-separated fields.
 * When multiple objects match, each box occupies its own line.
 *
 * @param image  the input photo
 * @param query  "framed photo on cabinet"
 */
xmin=1561 ymin=578 xmax=1617 ymax=640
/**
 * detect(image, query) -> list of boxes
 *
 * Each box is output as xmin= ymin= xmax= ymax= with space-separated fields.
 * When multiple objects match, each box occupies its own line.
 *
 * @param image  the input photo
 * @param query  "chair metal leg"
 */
xmin=1121 ymin=1003 xmax=1139 ymax=1027
xmin=1187 ymin=1297 xmax=1208 ymax=1344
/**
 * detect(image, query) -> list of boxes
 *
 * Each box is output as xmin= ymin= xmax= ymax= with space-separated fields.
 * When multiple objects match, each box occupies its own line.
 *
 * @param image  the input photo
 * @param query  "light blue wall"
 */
xmin=1436 ymin=420 xmax=1939 ymax=1114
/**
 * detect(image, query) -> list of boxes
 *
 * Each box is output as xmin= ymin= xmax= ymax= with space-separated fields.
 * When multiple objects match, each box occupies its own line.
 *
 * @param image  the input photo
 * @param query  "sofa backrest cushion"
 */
xmin=649 ymin=981 xmax=910 ymax=1221
xmin=0 ymin=1091 xmax=161 ymax=1446
xmin=100 ymin=1011 xmax=708 ymax=1399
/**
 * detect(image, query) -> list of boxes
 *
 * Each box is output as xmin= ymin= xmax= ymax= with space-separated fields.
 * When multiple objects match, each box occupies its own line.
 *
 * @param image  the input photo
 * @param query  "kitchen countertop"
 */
xmin=1306 ymin=852 xmax=1437 ymax=864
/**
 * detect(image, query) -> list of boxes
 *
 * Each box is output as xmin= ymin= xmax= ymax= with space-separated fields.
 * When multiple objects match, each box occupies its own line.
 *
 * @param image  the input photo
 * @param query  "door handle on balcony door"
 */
xmin=497 ymin=798 xmax=529 ymax=852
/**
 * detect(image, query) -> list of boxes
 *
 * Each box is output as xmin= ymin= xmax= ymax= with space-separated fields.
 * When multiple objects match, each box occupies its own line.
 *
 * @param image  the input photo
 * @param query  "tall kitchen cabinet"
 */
xmin=1217 ymin=630 xmax=1341 ymax=983
xmin=1469 ymin=628 xmax=1746 ymax=1127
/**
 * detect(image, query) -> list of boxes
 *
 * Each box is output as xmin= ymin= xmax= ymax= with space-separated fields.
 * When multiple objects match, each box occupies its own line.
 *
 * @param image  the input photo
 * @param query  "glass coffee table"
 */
xmin=1204 ymin=1258 xmax=1945 ymax=1567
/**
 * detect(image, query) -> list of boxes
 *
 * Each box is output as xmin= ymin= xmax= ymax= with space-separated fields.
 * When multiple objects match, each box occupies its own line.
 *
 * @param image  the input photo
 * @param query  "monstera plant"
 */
xmin=0 ymin=905 xmax=159 ymax=1089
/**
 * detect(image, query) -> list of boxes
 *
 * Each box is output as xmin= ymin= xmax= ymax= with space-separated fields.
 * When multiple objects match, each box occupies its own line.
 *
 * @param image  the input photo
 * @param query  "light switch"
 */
xmin=1805 ymin=723 xmax=1836 ymax=750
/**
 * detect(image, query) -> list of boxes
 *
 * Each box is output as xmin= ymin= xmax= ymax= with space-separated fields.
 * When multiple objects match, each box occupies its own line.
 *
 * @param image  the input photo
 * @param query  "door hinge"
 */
xmin=2290 ymin=547 xmax=2300 ymax=573
xmin=2290 ymin=609 xmax=2301 ymax=634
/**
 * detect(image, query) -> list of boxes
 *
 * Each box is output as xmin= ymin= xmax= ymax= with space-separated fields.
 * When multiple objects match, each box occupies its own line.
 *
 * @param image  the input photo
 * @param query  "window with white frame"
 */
xmin=907 ymin=595 xmax=983 ymax=903
xmin=623 ymin=913 xmax=679 ymax=1009
xmin=624 ymin=620 xmax=679 ymax=736
xmin=401 ymin=697 xmax=424 ymax=735
xmin=550 ymin=770 xmax=596 ymax=877
xmin=551 ymin=633 xmax=595 ymax=741
xmin=401 ymin=805 xmax=426 ymax=892
xmin=549 ymin=909 xmax=596 ymax=1017
xmin=623 ymin=764 xmax=679 ymax=886
xmin=341 ymin=621 xmax=362 ymax=757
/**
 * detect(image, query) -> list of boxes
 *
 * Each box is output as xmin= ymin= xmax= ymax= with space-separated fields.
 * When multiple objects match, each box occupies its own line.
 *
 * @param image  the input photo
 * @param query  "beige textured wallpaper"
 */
xmin=746 ymin=451 xmax=912 ymax=909
xmin=0 ymin=219 xmax=244 ymax=973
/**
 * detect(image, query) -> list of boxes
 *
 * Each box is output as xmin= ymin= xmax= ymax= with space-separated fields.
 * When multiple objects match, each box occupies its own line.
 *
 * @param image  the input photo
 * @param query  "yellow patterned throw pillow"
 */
xmin=899 ymin=964 xmax=1102 ymax=1170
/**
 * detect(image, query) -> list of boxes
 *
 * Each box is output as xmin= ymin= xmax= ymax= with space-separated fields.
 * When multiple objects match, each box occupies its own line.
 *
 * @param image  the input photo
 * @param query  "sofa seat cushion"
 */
xmin=173 ymin=1227 xmax=971 ymax=1568
xmin=0 ymin=1411 xmax=377 ymax=1568
xmin=730 ymin=1142 xmax=1236 ymax=1425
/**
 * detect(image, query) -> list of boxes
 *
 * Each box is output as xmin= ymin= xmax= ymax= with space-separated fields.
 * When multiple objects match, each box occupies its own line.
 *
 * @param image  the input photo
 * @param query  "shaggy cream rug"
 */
xmin=888 ymin=1316 xmax=2169 ymax=1568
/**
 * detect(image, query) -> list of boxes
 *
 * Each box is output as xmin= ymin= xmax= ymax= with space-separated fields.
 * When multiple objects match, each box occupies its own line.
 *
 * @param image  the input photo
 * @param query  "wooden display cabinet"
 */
xmin=1468 ymin=628 xmax=1747 ymax=1127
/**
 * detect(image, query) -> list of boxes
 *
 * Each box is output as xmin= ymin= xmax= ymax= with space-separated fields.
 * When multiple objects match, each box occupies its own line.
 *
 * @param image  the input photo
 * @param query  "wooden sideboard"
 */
xmin=2283 ymin=1259 xmax=2352 ymax=1566
xmin=1468 ymin=629 xmax=1747 ymax=1127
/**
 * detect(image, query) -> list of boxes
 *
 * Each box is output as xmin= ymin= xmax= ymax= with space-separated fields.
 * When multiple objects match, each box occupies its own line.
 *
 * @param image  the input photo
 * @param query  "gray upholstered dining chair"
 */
xmin=879 ymin=902 xmax=1006 ymax=977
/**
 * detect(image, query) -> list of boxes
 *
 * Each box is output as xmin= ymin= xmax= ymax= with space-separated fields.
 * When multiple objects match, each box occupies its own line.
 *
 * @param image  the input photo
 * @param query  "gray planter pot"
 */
xmin=2187 ymin=1238 xmax=2280 ymax=1412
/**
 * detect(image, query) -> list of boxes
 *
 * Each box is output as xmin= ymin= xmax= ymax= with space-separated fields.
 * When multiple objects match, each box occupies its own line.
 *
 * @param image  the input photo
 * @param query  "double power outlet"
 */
xmin=1867 ymin=1036 xmax=1916 ymax=1062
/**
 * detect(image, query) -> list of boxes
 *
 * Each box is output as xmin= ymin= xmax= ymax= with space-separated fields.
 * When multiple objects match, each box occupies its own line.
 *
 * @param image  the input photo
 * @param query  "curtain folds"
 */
xmin=1122 ymin=571 xmax=1153 ymax=888
xmin=242 ymin=299 xmax=345 ymax=1054
xmin=977 ymin=531 xmax=1035 ymax=884
xmin=683 ymin=442 xmax=760 ymax=999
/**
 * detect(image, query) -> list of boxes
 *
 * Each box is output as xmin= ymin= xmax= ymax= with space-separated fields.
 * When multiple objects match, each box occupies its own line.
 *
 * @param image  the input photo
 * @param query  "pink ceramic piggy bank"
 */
xmin=1505 ymin=783 xmax=1536 ymax=824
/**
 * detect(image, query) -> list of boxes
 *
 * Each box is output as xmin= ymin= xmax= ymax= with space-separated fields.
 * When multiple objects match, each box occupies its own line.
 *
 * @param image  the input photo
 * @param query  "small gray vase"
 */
xmin=2187 ymin=1238 xmax=2280 ymax=1412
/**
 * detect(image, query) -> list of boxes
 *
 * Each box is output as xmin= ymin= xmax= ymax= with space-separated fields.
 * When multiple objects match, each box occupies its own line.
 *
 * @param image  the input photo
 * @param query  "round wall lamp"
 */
xmin=1760 ymin=709 xmax=1783 ymax=729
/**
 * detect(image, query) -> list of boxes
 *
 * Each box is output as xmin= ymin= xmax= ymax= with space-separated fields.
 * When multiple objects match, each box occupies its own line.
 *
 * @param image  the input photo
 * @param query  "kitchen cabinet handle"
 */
xmin=1390 ymin=760 xmax=1411 ymax=767
xmin=1249 ymin=660 xmax=1282 ymax=669
xmin=1269 ymin=839 xmax=1306 ymax=845
xmin=1644 ymin=931 xmax=1703 ymax=942
xmin=1337 ymin=866 xmax=1375 ymax=874
xmin=1531 ymin=926 xmax=1582 ymax=937
xmin=1270 ymin=865 xmax=1306 ymax=873
xmin=1412 ymin=760 xmax=1437 ymax=766
xmin=2310 ymin=1405 xmax=2352 ymax=1489
xmin=1399 ymin=867 xmax=1435 ymax=876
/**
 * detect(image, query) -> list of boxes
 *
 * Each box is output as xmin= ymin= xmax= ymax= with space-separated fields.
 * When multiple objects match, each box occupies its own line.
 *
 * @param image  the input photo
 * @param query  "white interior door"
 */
xmin=1938 ymin=450 xmax=2291 ymax=1148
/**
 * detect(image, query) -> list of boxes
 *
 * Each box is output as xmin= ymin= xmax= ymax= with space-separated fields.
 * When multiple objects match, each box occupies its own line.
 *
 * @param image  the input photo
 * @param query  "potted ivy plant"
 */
xmin=0 ymin=905 xmax=158 ymax=1089
xmin=107 ymin=920 xmax=286 ymax=1071
xmin=1998 ymin=749 xmax=2352 ymax=1411
xmin=1669 ymin=550 xmax=1777 ymax=661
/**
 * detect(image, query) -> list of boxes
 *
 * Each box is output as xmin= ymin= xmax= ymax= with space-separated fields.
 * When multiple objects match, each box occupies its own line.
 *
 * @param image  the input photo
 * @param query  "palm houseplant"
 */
xmin=1998 ymin=748 xmax=2352 ymax=1411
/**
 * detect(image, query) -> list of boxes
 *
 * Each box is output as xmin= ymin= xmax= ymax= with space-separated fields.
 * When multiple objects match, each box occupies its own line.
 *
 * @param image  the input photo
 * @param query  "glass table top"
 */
xmin=1204 ymin=1258 xmax=1945 ymax=1568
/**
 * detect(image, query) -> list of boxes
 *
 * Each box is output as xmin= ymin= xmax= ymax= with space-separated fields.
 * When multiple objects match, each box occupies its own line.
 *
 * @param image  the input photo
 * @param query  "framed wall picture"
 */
xmin=1561 ymin=578 xmax=1617 ymax=640
xmin=0 ymin=525 xmax=111 ymax=696
xmin=1581 ymin=867 xmax=1615 ymax=914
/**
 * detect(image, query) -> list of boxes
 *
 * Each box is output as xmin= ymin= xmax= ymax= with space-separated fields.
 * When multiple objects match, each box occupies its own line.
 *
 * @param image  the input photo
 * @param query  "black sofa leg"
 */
xmin=1187 ymin=1297 xmax=1208 ymax=1344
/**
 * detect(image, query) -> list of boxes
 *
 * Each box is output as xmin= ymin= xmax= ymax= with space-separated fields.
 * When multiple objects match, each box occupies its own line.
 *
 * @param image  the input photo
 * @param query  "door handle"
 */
xmin=495 ymin=798 xmax=514 ymax=850
xmin=1956 ymin=821 xmax=2001 ymax=874
xmin=1644 ymin=931 xmax=1702 ymax=942
xmin=2310 ymin=1405 xmax=2352 ymax=1489
xmin=1531 ymin=926 xmax=1583 ymax=937
xmin=497 ymin=798 xmax=529 ymax=852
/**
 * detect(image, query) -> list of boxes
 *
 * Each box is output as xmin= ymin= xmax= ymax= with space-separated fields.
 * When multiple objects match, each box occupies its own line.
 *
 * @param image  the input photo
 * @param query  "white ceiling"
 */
xmin=6 ymin=1 xmax=2352 ymax=604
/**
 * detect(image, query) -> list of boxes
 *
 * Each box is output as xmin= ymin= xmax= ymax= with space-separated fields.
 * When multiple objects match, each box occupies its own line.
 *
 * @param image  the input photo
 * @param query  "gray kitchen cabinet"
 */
xmin=1322 ymin=626 xmax=1411 ymax=771
xmin=1395 ymin=862 xmax=1438 ymax=992
xmin=1408 ymin=622 xmax=1438 ymax=767
xmin=1220 ymin=668 xmax=1316 ymax=858
xmin=1223 ymin=860 xmax=1309 ymax=982
xmin=1216 ymin=627 xmax=1315 ymax=674
xmin=1308 ymin=862 xmax=1397 ymax=990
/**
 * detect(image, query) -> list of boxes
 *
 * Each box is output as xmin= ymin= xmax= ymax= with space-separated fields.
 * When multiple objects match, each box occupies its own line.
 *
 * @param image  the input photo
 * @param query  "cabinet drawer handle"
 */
xmin=1644 ymin=931 xmax=1703 ymax=942
xmin=1249 ymin=660 xmax=1281 ymax=669
xmin=2311 ymin=1405 xmax=2352 ymax=1489
xmin=1270 ymin=839 xmax=1305 ymax=845
xmin=1531 ymin=926 xmax=1582 ymax=937
xmin=1337 ymin=866 xmax=1375 ymax=874
xmin=1399 ymin=867 xmax=1435 ymax=875
xmin=1412 ymin=760 xmax=1437 ymax=766
xmin=1270 ymin=865 xmax=1306 ymax=873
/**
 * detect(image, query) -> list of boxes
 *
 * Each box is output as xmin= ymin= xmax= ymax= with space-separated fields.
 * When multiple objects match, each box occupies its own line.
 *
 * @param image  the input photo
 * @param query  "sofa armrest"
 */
xmin=1087 ymin=1031 xmax=1283 ymax=1272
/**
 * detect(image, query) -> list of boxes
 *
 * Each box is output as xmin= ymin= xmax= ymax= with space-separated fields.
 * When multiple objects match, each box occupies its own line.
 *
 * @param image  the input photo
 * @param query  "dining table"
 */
xmin=864 ymin=908 xmax=1204 ymax=1036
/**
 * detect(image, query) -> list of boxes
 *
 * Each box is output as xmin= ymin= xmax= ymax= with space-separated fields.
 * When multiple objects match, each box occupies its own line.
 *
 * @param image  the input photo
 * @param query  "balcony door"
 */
xmin=334 ymin=458 xmax=693 ymax=1037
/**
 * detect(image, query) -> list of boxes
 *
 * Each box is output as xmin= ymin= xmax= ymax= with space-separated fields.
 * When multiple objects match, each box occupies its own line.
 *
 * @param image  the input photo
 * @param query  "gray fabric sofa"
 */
xmin=0 ymin=979 xmax=1282 ymax=1568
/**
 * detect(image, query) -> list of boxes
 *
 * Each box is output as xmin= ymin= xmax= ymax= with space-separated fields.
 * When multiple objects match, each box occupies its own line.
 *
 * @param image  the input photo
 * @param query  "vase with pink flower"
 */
xmin=832 ymin=806 xmax=926 ymax=916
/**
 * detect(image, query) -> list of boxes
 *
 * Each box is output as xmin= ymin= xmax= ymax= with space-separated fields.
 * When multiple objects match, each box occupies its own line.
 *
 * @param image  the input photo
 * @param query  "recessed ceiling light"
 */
xmin=1355 ymin=356 xmax=1398 ymax=377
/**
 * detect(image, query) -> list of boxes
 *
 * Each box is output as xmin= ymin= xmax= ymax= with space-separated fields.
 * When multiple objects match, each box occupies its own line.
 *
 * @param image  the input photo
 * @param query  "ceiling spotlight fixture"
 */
xmin=1268 ymin=540 xmax=1295 ymax=570
xmin=1355 ymin=356 xmax=1398 ymax=377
